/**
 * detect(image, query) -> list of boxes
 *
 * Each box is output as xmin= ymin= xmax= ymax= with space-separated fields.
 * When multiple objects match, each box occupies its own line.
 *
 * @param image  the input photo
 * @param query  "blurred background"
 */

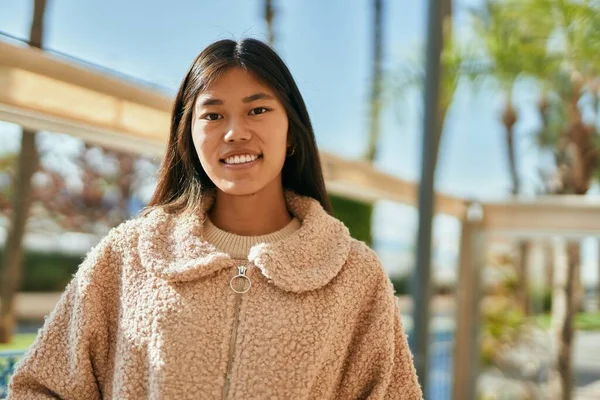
xmin=1 ymin=0 xmax=599 ymax=399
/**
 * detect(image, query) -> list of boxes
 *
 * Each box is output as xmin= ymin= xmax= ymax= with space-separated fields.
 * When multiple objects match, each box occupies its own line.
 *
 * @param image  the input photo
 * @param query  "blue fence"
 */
xmin=424 ymin=330 xmax=454 ymax=400
xmin=0 ymin=350 xmax=25 ymax=399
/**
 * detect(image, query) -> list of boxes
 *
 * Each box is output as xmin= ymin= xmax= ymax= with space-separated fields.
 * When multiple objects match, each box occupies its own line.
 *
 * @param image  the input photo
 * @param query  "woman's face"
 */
xmin=192 ymin=67 xmax=290 ymax=196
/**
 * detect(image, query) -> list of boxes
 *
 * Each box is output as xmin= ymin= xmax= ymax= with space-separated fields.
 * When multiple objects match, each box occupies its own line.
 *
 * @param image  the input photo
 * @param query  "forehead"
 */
xmin=197 ymin=67 xmax=276 ymax=102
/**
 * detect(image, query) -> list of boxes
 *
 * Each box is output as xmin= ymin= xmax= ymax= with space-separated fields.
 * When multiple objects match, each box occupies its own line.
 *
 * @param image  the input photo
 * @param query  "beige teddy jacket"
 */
xmin=8 ymin=191 xmax=422 ymax=399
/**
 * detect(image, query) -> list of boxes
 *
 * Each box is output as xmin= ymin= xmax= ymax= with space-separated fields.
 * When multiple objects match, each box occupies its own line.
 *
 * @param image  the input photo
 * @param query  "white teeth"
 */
xmin=224 ymin=154 xmax=259 ymax=165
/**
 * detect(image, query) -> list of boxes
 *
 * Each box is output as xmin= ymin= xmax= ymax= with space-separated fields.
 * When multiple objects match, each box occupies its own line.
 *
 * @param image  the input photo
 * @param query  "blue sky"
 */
xmin=1 ymin=0 xmax=598 ymax=280
xmin=1 ymin=0 xmax=521 ymax=197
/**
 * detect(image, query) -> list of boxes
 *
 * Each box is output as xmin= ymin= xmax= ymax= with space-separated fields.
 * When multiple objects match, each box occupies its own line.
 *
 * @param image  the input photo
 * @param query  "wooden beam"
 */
xmin=0 ymin=102 xmax=166 ymax=157
xmin=0 ymin=41 xmax=172 ymax=110
xmin=452 ymin=204 xmax=485 ymax=400
xmin=482 ymin=197 xmax=600 ymax=238
xmin=321 ymin=152 xmax=466 ymax=217
xmin=0 ymin=65 xmax=171 ymax=146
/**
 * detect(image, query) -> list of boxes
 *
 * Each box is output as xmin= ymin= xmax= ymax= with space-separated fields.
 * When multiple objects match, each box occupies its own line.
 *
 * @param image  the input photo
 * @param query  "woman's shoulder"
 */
xmin=74 ymin=208 xmax=169 ymax=284
xmin=344 ymin=239 xmax=390 ymax=287
xmin=102 ymin=205 xmax=175 ymax=247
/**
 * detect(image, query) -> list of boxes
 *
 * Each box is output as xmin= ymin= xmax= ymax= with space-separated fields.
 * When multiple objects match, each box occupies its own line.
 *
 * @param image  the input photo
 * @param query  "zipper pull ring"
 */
xmin=230 ymin=265 xmax=251 ymax=293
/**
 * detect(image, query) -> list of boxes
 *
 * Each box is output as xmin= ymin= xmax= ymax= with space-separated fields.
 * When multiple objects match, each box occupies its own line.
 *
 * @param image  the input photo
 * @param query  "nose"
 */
xmin=223 ymin=117 xmax=251 ymax=143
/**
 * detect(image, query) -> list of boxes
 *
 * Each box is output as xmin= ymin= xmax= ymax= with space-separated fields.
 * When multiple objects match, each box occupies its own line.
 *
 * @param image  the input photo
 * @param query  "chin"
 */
xmin=216 ymin=182 xmax=265 ymax=197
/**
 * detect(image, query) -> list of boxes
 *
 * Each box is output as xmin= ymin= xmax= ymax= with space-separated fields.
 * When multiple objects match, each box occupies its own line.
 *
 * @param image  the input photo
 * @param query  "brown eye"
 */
xmin=203 ymin=113 xmax=223 ymax=121
xmin=249 ymin=107 xmax=269 ymax=115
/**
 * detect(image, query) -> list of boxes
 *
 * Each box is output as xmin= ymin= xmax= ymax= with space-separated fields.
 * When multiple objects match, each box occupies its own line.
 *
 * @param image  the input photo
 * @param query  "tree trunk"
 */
xmin=503 ymin=99 xmax=520 ymax=196
xmin=0 ymin=0 xmax=46 ymax=344
xmin=0 ymin=130 xmax=39 ymax=343
xmin=552 ymin=239 xmax=578 ymax=400
xmin=545 ymin=239 xmax=554 ymax=302
xmin=117 ymin=152 xmax=134 ymax=220
xmin=516 ymin=240 xmax=531 ymax=315
xmin=365 ymin=0 xmax=383 ymax=162
xmin=264 ymin=0 xmax=275 ymax=47
xmin=501 ymin=93 xmax=533 ymax=315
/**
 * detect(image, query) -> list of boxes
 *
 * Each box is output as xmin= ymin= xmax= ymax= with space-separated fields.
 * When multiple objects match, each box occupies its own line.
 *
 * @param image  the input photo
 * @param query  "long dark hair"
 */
xmin=147 ymin=38 xmax=332 ymax=215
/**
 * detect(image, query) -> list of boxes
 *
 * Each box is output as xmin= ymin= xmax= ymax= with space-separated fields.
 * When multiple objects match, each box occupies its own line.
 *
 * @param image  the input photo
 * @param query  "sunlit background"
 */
xmin=1 ymin=0 xmax=600 ymax=399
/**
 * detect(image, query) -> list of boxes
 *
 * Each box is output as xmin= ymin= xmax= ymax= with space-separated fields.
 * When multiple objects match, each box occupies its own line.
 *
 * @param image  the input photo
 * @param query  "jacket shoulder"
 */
xmin=101 ymin=207 xmax=167 ymax=250
xmin=77 ymin=213 xmax=151 ymax=278
xmin=345 ymin=239 xmax=394 ymax=292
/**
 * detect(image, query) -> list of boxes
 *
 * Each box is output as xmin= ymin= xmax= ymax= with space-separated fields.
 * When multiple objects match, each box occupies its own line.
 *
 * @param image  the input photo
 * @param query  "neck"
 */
xmin=209 ymin=183 xmax=292 ymax=236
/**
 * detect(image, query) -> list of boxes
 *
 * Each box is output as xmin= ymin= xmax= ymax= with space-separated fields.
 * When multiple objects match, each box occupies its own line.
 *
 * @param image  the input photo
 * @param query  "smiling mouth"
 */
xmin=220 ymin=153 xmax=263 ymax=165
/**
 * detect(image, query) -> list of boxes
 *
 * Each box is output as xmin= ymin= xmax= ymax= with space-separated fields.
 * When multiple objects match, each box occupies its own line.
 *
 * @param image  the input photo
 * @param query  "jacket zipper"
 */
xmin=223 ymin=265 xmax=251 ymax=399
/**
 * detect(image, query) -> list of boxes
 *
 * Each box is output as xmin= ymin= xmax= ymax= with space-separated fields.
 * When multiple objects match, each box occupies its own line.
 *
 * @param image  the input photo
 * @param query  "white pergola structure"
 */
xmin=453 ymin=198 xmax=600 ymax=399
xmin=3 ymin=40 xmax=599 ymax=400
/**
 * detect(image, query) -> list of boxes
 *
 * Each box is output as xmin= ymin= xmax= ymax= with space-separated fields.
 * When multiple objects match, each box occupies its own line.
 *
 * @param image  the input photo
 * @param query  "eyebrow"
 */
xmin=242 ymin=92 xmax=276 ymax=103
xmin=198 ymin=98 xmax=223 ymax=107
xmin=197 ymin=92 xmax=276 ymax=109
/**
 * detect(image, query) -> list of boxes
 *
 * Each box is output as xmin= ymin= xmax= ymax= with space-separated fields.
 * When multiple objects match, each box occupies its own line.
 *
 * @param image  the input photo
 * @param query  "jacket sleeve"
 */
xmin=338 ymin=264 xmax=423 ymax=400
xmin=383 ymin=295 xmax=423 ymax=399
xmin=8 ymin=234 xmax=117 ymax=400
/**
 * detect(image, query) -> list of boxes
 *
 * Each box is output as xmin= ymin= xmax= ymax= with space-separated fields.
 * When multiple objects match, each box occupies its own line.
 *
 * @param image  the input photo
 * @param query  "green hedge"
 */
xmin=329 ymin=194 xmax=373 ymax=246
xmin=389 ymin=274 xmax=411 ymax=296
xmin=0 ymin=248 xmax=83 ymax=292
xmin=328 ymin=194 xmax=416 ymax=295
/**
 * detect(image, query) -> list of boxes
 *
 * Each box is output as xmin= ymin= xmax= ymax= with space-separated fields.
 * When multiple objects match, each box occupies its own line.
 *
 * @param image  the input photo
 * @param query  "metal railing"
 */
xmin=0 ymin=350 xmax=25 ymax=399
xmin=426 ymin=330 xmax=454 ymax=400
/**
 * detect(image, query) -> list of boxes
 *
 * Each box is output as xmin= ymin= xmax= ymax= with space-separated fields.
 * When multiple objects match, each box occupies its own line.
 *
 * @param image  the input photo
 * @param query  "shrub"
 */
xmin=0 ymin=248 xmax=83 ymax=292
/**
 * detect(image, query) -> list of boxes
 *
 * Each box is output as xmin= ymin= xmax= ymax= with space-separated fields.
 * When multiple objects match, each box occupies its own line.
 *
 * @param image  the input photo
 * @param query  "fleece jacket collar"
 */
xmin=137 ymin=190 xmax=352 ymax=293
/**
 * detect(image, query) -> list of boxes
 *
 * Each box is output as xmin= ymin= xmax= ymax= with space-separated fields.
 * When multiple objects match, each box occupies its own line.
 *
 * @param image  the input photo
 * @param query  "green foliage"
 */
xmin=388 ymin=37 xmax=481 ymax=124
xmin=0 ymin=248 xmax=82 ymax=292
xmin=530 ymin=287 xmax=553 ymax=313
xmin=470 ymin=0 xmax=558 ymax=84
xmin=0 ymin=333 xmax=37 ymax=351
xmin=389 ymin=274 xmax=411 ymax=296
xmin=480 ymin=296 xmax=526 ymax=366
xmin=329 ymin=194 xmax=373 ymax=246
xmin=480 ymin=251 xmax=527 ymax=366
xmin=533 ymin=312 xmax=600 ymax=331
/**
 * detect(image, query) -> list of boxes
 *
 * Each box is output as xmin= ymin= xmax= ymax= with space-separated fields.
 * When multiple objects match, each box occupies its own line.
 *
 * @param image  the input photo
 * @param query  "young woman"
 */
xmin=8 ymin=38 xmax=422 ymax=399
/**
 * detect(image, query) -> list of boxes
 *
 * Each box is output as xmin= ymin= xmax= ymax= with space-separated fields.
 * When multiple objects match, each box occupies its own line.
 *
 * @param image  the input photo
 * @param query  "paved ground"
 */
xmin=573 ymin=331 xmax=600 ymax=399
xmin=576 ymin=380 xmax=600 ymax=400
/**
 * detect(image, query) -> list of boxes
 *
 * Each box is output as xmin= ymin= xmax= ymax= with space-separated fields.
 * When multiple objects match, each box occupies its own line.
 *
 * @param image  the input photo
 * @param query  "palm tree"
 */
xmin=465 ymin=1 xmax=600 ymax=397
xmin=0 ymin=0 xmax=48 ymax=343
xmin=533 ymin=3 xmax=600 ymax=398
xmin=479 ymin=1 xmax=600 ymax=398
xmin=470 ymin=0 xmax=562 ymax=318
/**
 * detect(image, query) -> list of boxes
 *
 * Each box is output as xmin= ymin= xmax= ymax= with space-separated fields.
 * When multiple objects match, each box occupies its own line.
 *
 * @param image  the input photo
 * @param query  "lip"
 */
xmin=221 ymin=155 xmax=262 ymax=169
xmin=219 ymin=150 xmax=262 ymax=161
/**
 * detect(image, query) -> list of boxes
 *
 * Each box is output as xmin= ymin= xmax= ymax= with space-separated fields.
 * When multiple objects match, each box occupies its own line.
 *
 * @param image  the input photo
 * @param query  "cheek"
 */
xmin=191 ymin=128 xmax=215 ymax=165
xmin=267 ymin=114 xmax=289 ymax=154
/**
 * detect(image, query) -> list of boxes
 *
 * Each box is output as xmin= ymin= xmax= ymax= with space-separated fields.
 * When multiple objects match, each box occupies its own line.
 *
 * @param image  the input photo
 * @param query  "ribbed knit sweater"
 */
xmin=203 ymin=216 xmax=301 ymax=260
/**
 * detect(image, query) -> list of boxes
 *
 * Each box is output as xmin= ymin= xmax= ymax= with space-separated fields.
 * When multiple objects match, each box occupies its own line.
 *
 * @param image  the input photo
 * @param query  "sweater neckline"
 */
xmin=203 ymin=217 xmax=301 ymax=260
